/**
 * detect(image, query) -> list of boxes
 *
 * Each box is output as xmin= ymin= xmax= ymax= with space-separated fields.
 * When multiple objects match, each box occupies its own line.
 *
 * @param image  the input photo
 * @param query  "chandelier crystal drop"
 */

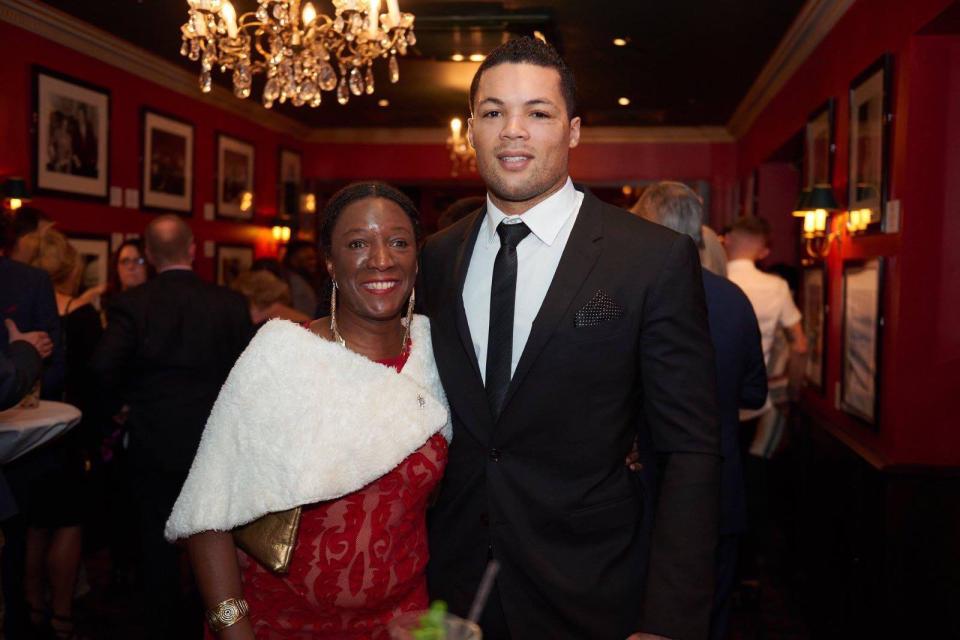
xmin=181 ymin=0 xmax=415 ymax=108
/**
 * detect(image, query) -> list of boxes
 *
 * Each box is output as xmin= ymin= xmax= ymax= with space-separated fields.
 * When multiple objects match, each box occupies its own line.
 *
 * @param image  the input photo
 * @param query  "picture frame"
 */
xmin=848 ymin=54 xmax=893 ymax=233
xmin=277 ymin=148 xmax=302 ymax=219
xmin=840 ymin=257 xmax=885 ymax=427
xmin=141 ymin=109 xmax=194 ymax=213
xmin=805 ymin=99 xmax=835 ymax=190
xmin=66 ymin=234 xmax=110 ymax=295
xmin=216 ymin=134 xmax=255 ymax=220
xmin=32 ymin=67 xmax=110 ymax=200
xmin=215 ymin=243 xmax=254 ymax=287
xmin=801 ymin=266 xmax=827 ymax=392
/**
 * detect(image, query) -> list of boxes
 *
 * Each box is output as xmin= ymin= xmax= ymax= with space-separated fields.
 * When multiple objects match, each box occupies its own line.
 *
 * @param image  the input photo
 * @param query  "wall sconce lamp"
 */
xmin=2 ymin=177 xmax=31 ymax=211
xmin=271 ymin=218 xmax=292 ymax=243
xmin=846 ymin=208 xmax=872 ymax=234
xmin=794 ymin=183 xmax=841 ymax=259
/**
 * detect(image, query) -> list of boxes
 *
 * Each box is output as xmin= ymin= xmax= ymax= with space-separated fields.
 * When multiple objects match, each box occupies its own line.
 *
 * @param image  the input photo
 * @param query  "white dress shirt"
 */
xmin=463 ymin=178 xmax=583 ymax=383
xmin=727 ymin=258 xmax=802 ymax=367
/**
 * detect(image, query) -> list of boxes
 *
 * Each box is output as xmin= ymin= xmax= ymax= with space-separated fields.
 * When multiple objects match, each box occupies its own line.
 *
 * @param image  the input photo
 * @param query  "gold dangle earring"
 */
xmin=330 ymin=280 xmax=345 ymax=348
xmin=402 ymin=289 xmax=415 ymax=353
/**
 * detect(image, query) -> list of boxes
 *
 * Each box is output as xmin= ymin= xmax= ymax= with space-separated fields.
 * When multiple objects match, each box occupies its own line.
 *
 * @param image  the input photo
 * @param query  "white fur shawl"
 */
xmin=164 ymin=315 xmax=451 ymax=541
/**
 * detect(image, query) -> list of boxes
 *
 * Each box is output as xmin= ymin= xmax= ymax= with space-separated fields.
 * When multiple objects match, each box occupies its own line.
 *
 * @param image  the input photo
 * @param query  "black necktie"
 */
xmin=486 ymin=220 xmax=532 ymax=419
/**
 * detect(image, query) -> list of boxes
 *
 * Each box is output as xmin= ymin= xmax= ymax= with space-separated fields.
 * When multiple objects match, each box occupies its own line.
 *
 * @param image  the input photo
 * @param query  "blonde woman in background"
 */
xmin=15 ymin=227 xmax=104 ymax=639
xmin=229 ymin=269 xmax=310 ymax=328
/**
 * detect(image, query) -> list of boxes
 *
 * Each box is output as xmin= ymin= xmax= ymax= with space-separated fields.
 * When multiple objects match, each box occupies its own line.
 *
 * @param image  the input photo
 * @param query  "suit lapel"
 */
xmin=452 ymin=209 xmax=485 ymax=383
xmin=499 ymin=191 xmax=604 ymax=418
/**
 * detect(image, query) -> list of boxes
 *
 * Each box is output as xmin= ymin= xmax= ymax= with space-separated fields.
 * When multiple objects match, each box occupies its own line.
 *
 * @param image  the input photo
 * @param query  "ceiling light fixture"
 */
xmin=468 ymin=53 xmax=485 ymax=62
xmin=181 ymin=0 xmax=417 ymax=108
xmin=451 ymin=53 xmax=465 ymax=62
xmin=613 ymin=37 xmax=627 ymax=46
xmin=377 ymin=98 xmax=389 ymax=107
xmin=447 ymin=117 xmax=476 ymax=177
xmin=618 ymin=97 xmax=630 ymax=106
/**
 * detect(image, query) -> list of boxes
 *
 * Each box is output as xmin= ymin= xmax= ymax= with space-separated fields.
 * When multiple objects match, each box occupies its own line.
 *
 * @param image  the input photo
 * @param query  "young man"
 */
xmin=420 ymin=38 xmax=720 ymax=640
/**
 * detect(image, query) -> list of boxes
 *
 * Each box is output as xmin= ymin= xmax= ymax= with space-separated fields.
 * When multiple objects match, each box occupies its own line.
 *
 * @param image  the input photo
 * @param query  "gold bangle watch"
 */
xmin=206 ymin=597 xmax=249 ymax=633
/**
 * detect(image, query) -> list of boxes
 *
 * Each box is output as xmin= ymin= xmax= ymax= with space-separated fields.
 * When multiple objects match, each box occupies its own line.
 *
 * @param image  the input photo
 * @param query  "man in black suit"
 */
xmin=91 ymin=215 xmax=252 ymax=639
xmin=420 ymin=38 xmax=720 ymax=640
xmin=634 ymin=182 xmax=768 ymax=640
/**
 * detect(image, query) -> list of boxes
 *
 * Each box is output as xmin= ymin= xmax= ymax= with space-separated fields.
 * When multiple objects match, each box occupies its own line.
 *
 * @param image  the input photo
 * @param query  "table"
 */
xmin=0 ymin=401 xmax=82 ymax=464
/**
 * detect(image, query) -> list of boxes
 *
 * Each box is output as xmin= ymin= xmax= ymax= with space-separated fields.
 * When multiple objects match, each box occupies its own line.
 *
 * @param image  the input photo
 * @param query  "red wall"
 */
xmin=0 ymin=22 xmax=300 ymax=280
xmin=736 ymin=0 xmax=959 ymax=467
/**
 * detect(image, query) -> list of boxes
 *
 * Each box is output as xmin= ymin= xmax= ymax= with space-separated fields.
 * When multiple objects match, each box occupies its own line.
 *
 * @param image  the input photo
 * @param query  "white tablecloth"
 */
xmin=0 ymin=401 xmax=82 ymax=464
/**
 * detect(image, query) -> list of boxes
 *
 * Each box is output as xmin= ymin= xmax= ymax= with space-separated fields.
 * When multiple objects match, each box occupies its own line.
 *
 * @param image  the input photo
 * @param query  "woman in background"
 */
xmin=229 ymin=269 xmax=310 ymax=328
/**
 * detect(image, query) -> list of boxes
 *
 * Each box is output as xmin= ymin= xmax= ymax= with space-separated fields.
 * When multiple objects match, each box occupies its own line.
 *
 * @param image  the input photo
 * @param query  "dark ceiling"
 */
xmin=39 ymin=0 xmax=806 ymax=128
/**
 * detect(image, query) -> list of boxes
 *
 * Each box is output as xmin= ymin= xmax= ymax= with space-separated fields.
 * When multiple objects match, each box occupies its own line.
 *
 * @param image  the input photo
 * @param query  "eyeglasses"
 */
xmin=119 ymin=257 xmax=145 ymax=267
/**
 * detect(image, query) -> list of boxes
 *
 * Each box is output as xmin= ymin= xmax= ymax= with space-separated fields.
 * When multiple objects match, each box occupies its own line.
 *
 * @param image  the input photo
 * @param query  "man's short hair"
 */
xmin=145 ymin=214 xmax=193 ymax=268
xmin=469 ymin=36 xmax=577 ymax=118
xmin=632 ymin=182 xmax=705 ymax=247
xmin=729 ymin=215 xmax=772 ymax=245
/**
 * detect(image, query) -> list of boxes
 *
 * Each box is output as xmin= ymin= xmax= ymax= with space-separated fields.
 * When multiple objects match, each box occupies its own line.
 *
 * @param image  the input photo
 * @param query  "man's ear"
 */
xmin=568 ymin=116 xmax=581 ymax=149
xmin=758 ymin=246 xmax=771 ymax=262
xmin=467 ymin=117 xmax=475 ymax=149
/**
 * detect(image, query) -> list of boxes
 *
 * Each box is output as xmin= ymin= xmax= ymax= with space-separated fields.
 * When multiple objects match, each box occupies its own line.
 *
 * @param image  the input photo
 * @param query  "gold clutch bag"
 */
xmin=232 ymin=506 xmax=302 ymax=574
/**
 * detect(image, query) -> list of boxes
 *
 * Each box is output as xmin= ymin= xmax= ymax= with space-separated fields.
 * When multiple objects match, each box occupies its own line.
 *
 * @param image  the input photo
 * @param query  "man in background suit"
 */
xmin=91 ymin=214 xmax=252 ymax=639
xmin=634 ymin=182 xmax=768 ymax=640
xmin=420 ymin=38 xmax=720 ymax=639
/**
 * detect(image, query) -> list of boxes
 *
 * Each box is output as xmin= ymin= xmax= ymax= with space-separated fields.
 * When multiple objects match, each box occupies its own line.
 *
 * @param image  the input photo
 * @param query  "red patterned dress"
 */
xmin=232 ymin=351 xmax=448 ymax=639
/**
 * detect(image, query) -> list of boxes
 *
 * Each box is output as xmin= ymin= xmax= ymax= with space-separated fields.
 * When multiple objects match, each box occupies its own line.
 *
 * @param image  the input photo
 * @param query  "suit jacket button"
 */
xmin=488 ymin=448 xmax=501 ymax=462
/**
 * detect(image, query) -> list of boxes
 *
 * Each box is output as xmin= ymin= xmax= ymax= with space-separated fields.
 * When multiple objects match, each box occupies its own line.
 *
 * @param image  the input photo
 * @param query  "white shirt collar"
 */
xmin=727 ymin=258 xmax=759 ymax=273
xmin=483 ymin=178 xmax=577 ymax=247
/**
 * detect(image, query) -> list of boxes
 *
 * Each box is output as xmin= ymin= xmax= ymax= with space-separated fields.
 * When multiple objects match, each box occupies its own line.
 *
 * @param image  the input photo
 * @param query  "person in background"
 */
xmin=8 ymin=206 xmax=53 ymax=264
xmin=111 ymin=239 xmax=151 ymax=293
xmin=437 ymin=196 xmax=485 ymax=231
xmin=723 ymin=215 xmax=807 ymax=590
xmin=12 ymin=226 xmax=105 ymax=639
xmin=282 ymin=240 xmax=322 ymax=317
xmin=0 ymin=210 xmax=65 ymax=639
xmin=91 ymin=214 xmax=253 ymax=640
xmin=700 ymin=225 xmax=728 ymax=277
xmin=0 ymin=318 xmax=53 ymax=409
xmin=633 ymin=181 xmax=768 ymax=640
xmin=229 ymin=269 xmax=310 ymax=327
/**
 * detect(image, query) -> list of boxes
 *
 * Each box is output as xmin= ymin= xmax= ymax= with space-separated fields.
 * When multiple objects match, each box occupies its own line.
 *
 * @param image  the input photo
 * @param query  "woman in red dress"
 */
xmin=165 ymin=182 xmax=451 ymax=639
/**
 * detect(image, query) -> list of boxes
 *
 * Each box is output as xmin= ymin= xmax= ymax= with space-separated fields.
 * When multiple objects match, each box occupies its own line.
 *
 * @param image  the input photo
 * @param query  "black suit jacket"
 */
xmin=420 ymin=190 xmax=721 ymax=640
xmin=702 ymin=271 xmax=767 ymax=535
xmin=90 ymin=270 xmax=253 ymax=474
xmin=0 ymin=257 xmax=64 ymax=399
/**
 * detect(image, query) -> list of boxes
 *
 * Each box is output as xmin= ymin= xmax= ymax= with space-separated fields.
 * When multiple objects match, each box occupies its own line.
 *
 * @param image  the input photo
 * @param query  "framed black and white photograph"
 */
xmin=216 ymin=134 xmax=255 ymax=220
xmin=142 ymin=109 xmax=194 ymax=213
xmin=848 ymin=54 xmax=893 ymax=233
xmin=840 ymin=258 xmax=885 ymax=427
xmin=32 ymin=67 xmax=110 ymax=200
xmin=277 ymin=148 xmax=302 ymax=219
xmin=805 ymin=99 xmax=835 ymax=190
xmin=66 ymin=234 xmax=110 ymax=294
xmin=215 ymin=244 xmax=254 ymax=287
xmin=802 ymin=266 xmax=827 ymax=392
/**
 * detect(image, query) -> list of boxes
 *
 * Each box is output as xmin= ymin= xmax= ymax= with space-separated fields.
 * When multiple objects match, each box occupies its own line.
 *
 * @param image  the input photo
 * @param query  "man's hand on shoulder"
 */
xmin=5 ymin=319 xmax=53 ymax=359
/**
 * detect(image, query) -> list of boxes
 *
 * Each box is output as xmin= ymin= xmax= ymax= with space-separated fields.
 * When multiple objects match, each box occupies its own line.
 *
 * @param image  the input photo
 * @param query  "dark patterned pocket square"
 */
xmin=574 ymin=290 xmax=625 ymax=328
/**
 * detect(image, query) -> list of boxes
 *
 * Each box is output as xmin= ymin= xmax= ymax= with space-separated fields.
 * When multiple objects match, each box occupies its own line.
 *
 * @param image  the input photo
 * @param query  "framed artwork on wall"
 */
xmin=216 ymin=134 xmax=255 ymax=220
xmin=802 ymin=266 xmax=827 ymax=392
xmin=805 ymin=99 xmax=835 ymax=190
xmin=142 ymin=109 xmax=194 ymax=213
xmin=840 ymin=257 xmax=885 ymax=427
xmin=848 ymin=54 xmax=893 ymax=233
xmin=66 ymin=234 xmax=110 ymax=294
xmin=215 ymin=243 xmax=254 ymax=287
xmin=32 ymin=67 xmax=110 ymax=200
xmin=277 ymin=148 xmax=302 ymax=219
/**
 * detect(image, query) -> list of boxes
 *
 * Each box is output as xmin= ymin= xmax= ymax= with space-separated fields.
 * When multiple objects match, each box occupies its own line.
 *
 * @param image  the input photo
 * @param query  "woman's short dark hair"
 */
xmin=319 ymin=182 xmax=422 ymax=253
xmin=469 ymin=36 xmax=577 ymax=118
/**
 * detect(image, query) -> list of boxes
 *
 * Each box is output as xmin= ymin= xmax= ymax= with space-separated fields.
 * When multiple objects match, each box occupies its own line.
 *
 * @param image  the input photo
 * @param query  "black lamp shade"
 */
xmin=809 ymin=184 xmax=839 ymax=211
xmin=2 ymin=177 xmax=30 ymax=200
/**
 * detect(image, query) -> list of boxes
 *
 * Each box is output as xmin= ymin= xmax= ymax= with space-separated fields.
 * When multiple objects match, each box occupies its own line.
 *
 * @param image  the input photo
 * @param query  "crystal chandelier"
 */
xmin=181 ymin=0 xmax=416 ymax=108
xmin=447 ymin=118 xmax=476 ymax=177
